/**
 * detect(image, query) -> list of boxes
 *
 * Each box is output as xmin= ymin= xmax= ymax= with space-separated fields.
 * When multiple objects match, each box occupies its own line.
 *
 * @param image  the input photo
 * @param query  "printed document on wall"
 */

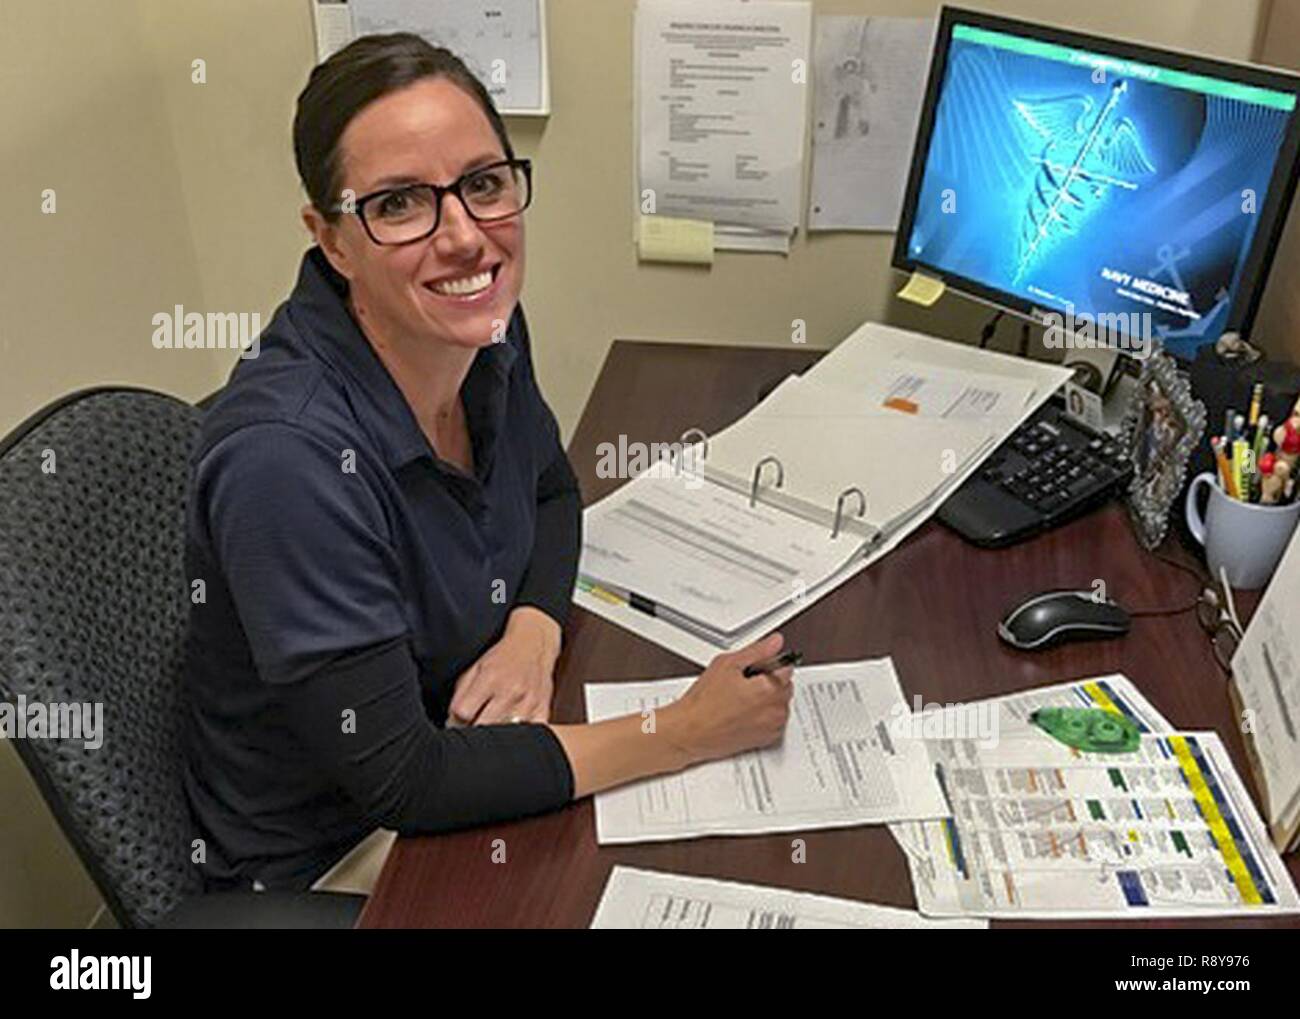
xmin=809 ymin=17 xmax=935 ymax=231
xmin=350 ymin=0 xmax=549 ymax=114
xmin=636 ymin=0 xmax=812 ymax=232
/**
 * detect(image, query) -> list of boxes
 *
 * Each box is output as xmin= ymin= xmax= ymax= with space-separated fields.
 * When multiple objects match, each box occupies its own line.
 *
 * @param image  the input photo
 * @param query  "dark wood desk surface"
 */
xmin=360 ymin=339 xmax=1299 ymax=929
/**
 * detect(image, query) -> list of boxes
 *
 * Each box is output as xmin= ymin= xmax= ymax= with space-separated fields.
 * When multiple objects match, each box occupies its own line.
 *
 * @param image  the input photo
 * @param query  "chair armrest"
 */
xmin=156 ymin=890 xmax=366 ymax=929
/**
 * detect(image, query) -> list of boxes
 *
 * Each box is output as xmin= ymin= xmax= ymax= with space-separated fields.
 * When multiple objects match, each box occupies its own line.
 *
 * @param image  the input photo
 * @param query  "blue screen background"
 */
xmin=906 ymin=35 xmax=1293 ymax=356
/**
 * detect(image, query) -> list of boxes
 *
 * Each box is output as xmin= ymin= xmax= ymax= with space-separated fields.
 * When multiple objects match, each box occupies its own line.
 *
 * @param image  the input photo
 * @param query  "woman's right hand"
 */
xmin=665 ymin=632 xmax=796 ymax=766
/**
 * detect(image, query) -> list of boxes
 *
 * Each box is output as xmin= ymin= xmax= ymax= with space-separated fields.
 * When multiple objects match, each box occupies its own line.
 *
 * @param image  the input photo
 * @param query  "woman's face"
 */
xmin=322 ymin=77 xmax=525 ymax=352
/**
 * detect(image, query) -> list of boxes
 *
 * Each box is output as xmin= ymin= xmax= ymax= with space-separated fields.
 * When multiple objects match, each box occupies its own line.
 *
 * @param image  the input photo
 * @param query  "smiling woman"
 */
xmin=180 ymin=33 xmax=794 ymax=898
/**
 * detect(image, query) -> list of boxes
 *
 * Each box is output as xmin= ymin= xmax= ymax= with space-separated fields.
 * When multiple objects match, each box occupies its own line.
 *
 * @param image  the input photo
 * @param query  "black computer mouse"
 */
xmin=998 ymin=590 xmax=1131 ymax=650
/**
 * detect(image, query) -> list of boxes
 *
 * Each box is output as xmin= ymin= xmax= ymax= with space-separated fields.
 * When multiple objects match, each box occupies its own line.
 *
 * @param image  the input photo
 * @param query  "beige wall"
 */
xmin=0 ymin=0 xmax=1278 ymax=927
xmin=0 ymin=0 xmax=219 ymax=930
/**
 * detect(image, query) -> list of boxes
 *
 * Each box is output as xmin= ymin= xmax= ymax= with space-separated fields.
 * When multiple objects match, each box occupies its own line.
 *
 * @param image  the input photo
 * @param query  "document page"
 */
xmin=1231 ymin=527 xmax=1300 ymax=839
xmin=808 ymin=320 xmax=1073 ymax=407
xmin=702 ymin=373 xmax=995 ymax=534
xmin=579 ymin=469 xmax=859 ymax=637
xmin=590 ymin=866 xmax=987 ymax=928
xmin=585 ymin=659 xmax=949 ymax=843
xmin=900 ymin=724 xmax=1300 ymax=918
xmin=637 ymin=0 xmax=811 ymax=231
xmin=350 ymin=0 xmax=546 ymax=112
xmin=868 ymin=360 xmax=1038 ymax=421
xmin=889 ymin=673 xmax=1168 ymax=854
xmin=809 ymin=16 xmax=935 ymax=231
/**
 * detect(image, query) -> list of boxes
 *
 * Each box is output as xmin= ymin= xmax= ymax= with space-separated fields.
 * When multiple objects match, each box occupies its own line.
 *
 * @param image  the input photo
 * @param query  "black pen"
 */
xmin=743 ymin=650 xmax=803 ymax=678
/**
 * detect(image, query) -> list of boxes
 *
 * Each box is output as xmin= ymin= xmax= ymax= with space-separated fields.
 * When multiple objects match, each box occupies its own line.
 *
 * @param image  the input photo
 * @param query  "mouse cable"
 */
xmin=1126 ymin=547 xmax=1207 ymax=618
xmin=978 ymin=309 xmax=1003 ymax=349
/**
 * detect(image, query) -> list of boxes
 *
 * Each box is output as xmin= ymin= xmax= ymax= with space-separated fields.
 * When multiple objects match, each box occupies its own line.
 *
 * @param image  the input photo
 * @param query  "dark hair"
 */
xmin=293 ymin=32 xmax=515 ymax=220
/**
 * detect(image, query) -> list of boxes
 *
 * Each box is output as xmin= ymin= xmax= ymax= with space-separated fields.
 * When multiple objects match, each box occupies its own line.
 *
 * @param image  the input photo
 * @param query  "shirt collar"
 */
xmin=287 ymin=246 xmax=519 ymax=475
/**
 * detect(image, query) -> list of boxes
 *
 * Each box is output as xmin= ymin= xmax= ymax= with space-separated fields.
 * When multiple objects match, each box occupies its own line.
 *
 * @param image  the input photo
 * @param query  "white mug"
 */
xmin=1184 ymin=472 xmax=1300 ymax=589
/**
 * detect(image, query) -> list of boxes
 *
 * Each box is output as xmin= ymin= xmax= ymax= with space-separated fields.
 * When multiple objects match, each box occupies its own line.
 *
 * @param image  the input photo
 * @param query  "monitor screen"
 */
xmin=893 ymin=8 xmax=1300 ymax=358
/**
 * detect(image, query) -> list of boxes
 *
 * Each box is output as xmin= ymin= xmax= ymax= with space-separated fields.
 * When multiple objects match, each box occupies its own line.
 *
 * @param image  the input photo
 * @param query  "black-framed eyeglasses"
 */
xmin=340 ymin=158 xmax=533 ymax=246
xmin=1197 ymin=576 xmax=1244 ymax=673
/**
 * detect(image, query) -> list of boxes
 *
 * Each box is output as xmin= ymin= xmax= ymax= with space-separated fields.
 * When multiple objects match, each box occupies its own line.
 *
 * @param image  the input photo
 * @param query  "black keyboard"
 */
xmin=937 ymin=398 xmax=1133 ymax=547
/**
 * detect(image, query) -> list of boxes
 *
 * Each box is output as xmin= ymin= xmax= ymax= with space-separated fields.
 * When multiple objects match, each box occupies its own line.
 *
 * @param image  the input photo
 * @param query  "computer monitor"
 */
xmin=893 ymin=6 xmax=1300 ymax=360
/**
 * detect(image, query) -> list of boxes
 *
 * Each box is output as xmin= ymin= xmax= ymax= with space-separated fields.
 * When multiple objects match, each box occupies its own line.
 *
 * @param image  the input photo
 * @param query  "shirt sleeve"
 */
xmin=510 ymin=308 xmax=582 ymax=627
xmin=199 ymin=422 xmax=407 ymax=686
xmin=276 ymin=635 xmax=574 ymax=836
xmin=196 ymin=422 xmax=575 ymax=832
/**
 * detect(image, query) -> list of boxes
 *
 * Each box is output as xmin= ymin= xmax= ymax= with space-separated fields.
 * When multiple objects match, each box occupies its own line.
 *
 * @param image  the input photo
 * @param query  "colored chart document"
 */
xmin=897 ymin=724 xmax=1300 ymax=918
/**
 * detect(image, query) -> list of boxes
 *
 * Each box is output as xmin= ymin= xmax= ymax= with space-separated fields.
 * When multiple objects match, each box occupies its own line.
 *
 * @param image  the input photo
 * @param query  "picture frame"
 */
xmin=1119 ymin=344 xmax=1207 ymax=550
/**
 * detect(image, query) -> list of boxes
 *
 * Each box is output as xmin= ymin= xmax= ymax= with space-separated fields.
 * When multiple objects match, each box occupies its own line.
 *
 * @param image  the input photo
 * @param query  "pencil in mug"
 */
xmin=1213 ymin=437 xmax=1234 ymax=496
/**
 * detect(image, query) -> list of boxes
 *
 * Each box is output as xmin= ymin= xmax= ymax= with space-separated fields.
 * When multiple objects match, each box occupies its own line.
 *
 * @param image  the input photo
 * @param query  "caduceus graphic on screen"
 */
xmin=1012 ymin=80 xmax=1157 ymax=282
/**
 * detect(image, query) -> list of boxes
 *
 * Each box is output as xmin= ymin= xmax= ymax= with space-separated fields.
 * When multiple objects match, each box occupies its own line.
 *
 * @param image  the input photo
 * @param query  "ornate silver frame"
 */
xmin=1119 ymin=344 xmax=1206 ymax=550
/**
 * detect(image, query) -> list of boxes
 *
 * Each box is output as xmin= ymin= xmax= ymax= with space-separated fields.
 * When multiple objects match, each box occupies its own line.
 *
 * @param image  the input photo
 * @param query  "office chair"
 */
xmin=0 ymin=387 xmax=364 ymax=929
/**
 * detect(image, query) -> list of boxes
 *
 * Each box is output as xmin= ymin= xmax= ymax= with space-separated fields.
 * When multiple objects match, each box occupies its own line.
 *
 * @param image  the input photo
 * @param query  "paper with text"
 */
xmin=888 ymin=676 xmax=1299 ymax=918
xmin=637 ymin=0 xmax=811 ymax=232
xmin=590 ymin=866 xmax=987 ymax=928
xmin=585 ymin=659 xmax=949 ymax=843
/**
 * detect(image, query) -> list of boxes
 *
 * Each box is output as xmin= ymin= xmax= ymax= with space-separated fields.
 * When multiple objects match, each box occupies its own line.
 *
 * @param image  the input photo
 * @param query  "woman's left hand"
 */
xmin=449 ymin=606 xmax=561 ymax=725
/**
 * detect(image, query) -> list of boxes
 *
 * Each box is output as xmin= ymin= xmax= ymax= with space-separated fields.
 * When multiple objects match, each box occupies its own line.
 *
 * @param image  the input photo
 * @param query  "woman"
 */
xmin=182 ymin=33 xmax=793 ymax=894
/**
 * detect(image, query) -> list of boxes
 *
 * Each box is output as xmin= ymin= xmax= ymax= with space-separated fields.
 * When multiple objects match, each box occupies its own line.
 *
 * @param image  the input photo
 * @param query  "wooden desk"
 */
xmin=359 ymin=340 xmax=1299 ymax=929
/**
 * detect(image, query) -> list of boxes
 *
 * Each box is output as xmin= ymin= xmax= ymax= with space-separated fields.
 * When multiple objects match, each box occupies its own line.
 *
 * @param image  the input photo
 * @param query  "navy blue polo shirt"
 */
xmin=182 ymin=247 xmax=579 ymax=890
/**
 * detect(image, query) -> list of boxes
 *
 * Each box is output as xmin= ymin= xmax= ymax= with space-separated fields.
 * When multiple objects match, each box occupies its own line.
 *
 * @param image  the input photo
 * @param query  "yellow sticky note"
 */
xmin=638 ymin=216 xmax=714 ymax=265
xmin=896 ymin=271 xmax=946 ymax=307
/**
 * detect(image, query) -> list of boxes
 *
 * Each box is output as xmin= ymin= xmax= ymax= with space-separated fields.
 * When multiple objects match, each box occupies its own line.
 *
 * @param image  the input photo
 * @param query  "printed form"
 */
xmin=636 ymin=0 xmax=812 ymax=232
xmin=579 ymin=468 xmax=862 ymax=641
xmin=868 ymin=360 xmax=1038 ymax=421
xmin=585 ymin=659 xmax=948 ymax=843
xmin=590 ymin=866 xmax=987 ymax=929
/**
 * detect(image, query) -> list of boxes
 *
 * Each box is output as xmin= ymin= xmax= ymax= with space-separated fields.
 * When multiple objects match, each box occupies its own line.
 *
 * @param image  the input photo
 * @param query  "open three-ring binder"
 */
xmin=576 ymin=320 xmax=1076 ymax=661
xmin=579 ymin=372 xmax=998 ymax=648
xmin=695 ymin=373 xmax=998 ymax=543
